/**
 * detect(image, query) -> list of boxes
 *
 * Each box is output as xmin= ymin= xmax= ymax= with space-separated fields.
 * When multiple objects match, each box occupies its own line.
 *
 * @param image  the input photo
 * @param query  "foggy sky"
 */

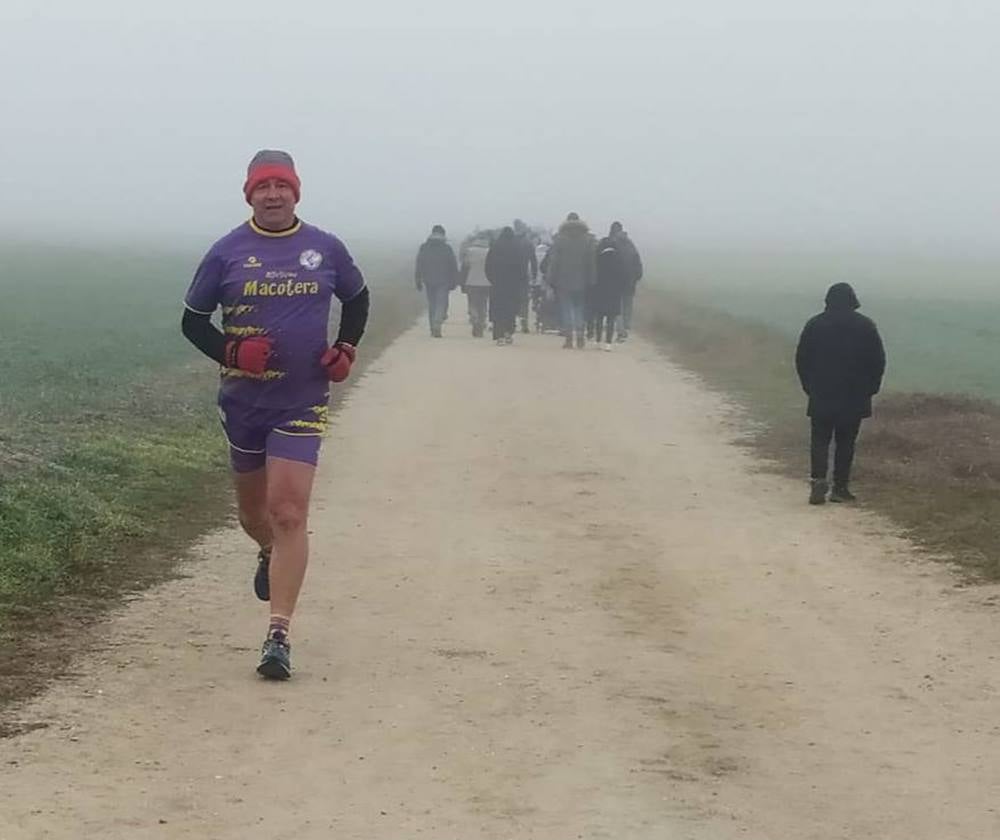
xmin=2 ymin=0 xmax=997 ymax=252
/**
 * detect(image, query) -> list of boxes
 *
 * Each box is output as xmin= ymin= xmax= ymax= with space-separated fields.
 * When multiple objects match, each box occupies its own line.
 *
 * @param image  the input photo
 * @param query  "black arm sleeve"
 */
xmin=336 ymin=286 xmax=370 ymax=346
xmin=181 ymin=308 xmax=226 ymax=365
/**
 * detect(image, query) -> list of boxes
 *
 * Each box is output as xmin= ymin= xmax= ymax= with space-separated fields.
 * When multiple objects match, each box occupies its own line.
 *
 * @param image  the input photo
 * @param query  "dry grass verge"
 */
xmin=637 ymin=288 xmax=1000 ymax=580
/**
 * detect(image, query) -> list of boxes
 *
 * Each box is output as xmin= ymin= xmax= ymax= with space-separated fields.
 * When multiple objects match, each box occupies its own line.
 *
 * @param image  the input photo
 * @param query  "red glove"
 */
xmin=320 ymin=342 xmax=356 ymax=383
xmin=223 ymin=335 xmax=273 ymax=375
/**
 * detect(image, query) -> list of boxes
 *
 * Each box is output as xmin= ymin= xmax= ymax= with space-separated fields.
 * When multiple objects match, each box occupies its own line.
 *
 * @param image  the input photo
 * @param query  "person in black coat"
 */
xmin=415 ymin=224 xmax=459 ymax=337
xmin=592 ymin=232 xmax=630 ymax=349
xmin=610 ymin=221 xmax=643 ymax=342
xmin=795 ymin=283 xmax=886 ymax=504
xmin=485 ymin=227 xmax=529 ymax=344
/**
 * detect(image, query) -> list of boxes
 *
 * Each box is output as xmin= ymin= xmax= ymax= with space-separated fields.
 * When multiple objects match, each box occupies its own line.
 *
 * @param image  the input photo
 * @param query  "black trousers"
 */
xmin=593 ymin=314 xmax=616 ymax=343
xmin=810 ymin=417 xmax=862 ymax=486
xmin=491 ymin=289 xmax=517 ymax=340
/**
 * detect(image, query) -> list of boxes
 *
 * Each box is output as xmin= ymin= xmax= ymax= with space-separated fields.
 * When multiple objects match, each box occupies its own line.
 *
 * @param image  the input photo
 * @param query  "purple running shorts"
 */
xmin=218 ymin=395 xmax=328 ymax=472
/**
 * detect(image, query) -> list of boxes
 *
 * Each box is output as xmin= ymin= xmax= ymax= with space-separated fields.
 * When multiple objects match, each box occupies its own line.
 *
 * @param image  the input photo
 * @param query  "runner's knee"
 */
xmin=267 ymin=499 xmax=308 ymax=533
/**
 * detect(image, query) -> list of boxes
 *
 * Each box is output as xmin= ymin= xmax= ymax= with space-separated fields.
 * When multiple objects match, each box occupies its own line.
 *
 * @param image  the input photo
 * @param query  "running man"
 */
xmin=181 ymin=150 xmax=370 ymax=679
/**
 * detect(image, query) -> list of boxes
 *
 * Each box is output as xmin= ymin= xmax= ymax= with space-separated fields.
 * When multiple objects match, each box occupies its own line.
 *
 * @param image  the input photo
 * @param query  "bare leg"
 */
xmin=265 ymin=457 xmax=316 ymax=621
xmin=234 ymin=467 xmax=272 ymax=549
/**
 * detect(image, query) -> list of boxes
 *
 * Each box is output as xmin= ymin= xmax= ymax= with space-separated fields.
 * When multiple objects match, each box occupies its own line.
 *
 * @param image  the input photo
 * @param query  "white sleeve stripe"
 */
xmin=338 ymin=284 xmax=368 ymax=303
xmin=183 ymin=300 xmax=215 ymax=315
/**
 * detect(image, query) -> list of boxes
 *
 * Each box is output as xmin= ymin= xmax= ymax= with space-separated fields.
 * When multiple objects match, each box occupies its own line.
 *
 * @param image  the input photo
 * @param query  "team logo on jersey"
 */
xmin=243 ymin=255 xmax=262 ymax=269
xmin=299 ymin=249 xmax=323 ymax=270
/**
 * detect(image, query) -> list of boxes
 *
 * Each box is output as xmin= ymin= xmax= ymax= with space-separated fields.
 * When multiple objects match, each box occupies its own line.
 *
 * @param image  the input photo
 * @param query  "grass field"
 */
xmin=658 ymin=249 xmax=1000 ymax=400
xmin=0 ymin=239 xmax=419 ymax=643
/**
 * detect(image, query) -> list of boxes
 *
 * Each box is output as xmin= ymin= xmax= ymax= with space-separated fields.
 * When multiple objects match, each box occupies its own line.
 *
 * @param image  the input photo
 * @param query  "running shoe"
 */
xmin=257 ymin=635 xmax=291 ymax=680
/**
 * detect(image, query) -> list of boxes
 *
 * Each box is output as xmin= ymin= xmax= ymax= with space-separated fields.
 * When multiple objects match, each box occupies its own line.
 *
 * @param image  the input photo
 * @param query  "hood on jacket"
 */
xmin=557 ymin=218 xmax=591 ymax=237
xmin=825 ymin=282 xmax=860 ymax=311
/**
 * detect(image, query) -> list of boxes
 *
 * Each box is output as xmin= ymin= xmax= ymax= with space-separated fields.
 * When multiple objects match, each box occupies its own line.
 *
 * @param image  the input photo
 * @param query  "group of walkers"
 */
xmin=178 ymin=148 xmax=888 ymax=681
xmin=416 ymin=220 xmax=887 ymax=505
xmin=413 ymin=214 xmax=643 ymax=349
xmin=411 ymin=219 xmax=887 ymax=506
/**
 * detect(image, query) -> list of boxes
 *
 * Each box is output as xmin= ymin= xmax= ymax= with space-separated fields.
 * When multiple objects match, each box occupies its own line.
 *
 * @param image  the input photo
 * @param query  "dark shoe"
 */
xmin=562 ymin=336 xmax=573 ymax=349
xmin=576 ymin=333 xmax=585 ymax=349
xmin=431 ymin=327 xmax=443 ymax=338
xmin=808 ymin=479 xmax=828 ymax=505
xmin=253 ymin=546 xmax=272 ymax=601
xmin=829 ymin=486 xmax=856 ymax=503
xmin=257 ymin=635 xmax=291 ymax=680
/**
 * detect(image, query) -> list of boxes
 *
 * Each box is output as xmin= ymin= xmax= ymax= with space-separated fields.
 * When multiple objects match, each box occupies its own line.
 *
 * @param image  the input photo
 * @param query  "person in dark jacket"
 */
xmin=415 ymin=224 xmax=459 ymax=337
xmin=485 ymin=226 xmax=529 ymax=345
xmin=795 ymin=283 xmax=886 ymax=504
xmin=592 ymin=228 xmax=630 ymax=350
xmin=609 ymin=221 xmax=643 ymax=341
xmin=547 ymin=213 xmax=596 ymax=348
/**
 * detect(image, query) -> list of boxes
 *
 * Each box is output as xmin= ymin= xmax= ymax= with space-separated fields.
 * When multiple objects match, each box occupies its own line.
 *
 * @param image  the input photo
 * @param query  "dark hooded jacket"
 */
xmin=795 ymin=283 xmax=886 ymax=421
xmin=592 ymin=236 xmax=629 ymax=316
xmin=486 ymin=228 xmax=529 ymax=325
xmin=485 ymin=228 xmax=529 ymax=293
xmin=415 ymin=235 xmax=459 ymax=289
xmin=617 ymin=233 xmax=643 ymax=289
xmin=546 ymin=219 xmax=596 ymax=292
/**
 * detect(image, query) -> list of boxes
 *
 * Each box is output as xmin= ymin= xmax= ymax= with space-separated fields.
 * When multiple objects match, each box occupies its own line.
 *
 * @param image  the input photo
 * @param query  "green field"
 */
xmin=0 ymin=239 xmax=417 ymax=626
xmin=656 ymin=249 xmax=1000 ymax=400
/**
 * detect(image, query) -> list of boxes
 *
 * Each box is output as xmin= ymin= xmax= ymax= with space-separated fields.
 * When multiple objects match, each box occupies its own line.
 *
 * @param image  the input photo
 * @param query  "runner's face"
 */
xmin=250 ymin=178 xmax=297 ymax=230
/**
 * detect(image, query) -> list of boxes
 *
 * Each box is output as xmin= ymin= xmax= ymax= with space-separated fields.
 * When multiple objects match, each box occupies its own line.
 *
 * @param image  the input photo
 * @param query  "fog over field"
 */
xmin=1 ymin=0 xmax=997 ymax=254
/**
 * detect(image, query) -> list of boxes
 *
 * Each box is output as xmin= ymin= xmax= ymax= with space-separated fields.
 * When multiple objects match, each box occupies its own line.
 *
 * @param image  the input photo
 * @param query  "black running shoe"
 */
xmin=257 ymin=635 xmax=291 ymax=680
xmin=254 ymin=546 xmax=272 ymax=601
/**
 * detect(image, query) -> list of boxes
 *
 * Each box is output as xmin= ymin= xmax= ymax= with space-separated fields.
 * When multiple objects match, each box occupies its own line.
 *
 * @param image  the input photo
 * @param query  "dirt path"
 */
xmin=3 ymin=316 xmax=1000 ymax=839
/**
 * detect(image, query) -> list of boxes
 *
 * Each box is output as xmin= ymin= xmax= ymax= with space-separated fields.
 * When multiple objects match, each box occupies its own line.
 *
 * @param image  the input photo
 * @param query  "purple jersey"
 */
xmin=185 ymin=219 xmax=365 ymax=409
